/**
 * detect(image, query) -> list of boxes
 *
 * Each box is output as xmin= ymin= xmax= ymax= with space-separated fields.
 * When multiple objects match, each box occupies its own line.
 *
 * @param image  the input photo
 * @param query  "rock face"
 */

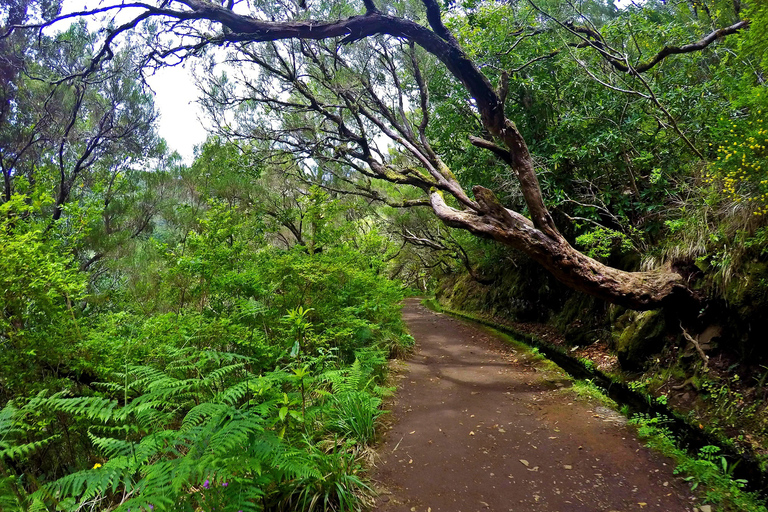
xmin=613 ymin=309 xmax=667 ymax=368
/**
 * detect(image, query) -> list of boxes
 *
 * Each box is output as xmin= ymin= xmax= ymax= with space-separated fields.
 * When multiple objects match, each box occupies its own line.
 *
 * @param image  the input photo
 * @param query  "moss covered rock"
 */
xmin=614 ymin=309 xmax=667 ymax=368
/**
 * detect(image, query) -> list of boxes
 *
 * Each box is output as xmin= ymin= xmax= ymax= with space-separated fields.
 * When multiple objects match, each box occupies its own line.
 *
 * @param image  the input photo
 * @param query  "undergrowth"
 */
xmin=631 ymin=414 xmax=768 ymax=512
xmin=0 ymin=345 xmax=394 ymax=511
xmin=0 ymin=199 xmax=412 ymax=512
xmin=570 ymin=379 xmax=617 ymax=408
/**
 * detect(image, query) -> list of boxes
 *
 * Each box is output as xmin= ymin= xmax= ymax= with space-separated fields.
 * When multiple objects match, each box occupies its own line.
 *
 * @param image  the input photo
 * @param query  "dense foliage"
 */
xmin=3 ymin=0 xmax=768 ymax=509
xmin=0 ymin=173 xmax=411 ymax=511
xmin=0 ymin=51 xmax=411 ymax=508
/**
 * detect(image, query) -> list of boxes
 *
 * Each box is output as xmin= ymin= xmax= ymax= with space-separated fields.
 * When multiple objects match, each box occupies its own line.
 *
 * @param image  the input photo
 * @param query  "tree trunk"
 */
xmin=430 ymin=188 xmax=693 ymax=311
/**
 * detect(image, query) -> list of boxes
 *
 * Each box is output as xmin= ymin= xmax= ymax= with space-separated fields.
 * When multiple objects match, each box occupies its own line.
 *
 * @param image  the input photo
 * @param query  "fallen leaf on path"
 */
xmin=409 ymin=431 xmax=416 ymax=434
xmin=519 ymin=459 xmax=529 ymax=467
xmin=563 ymin=465 xmax=573 ymax=470
xmin=469 ymin=431 xmax=475 ymax=436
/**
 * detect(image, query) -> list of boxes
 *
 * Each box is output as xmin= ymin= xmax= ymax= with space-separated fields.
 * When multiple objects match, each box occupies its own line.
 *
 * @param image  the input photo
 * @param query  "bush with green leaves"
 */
xmin=629 ymin=414 xmax=767 ymax=512
xmin=0 ymin=189 xmax=409 ymax=511
xmin=0 ymin=196 xmax=88 ymax=403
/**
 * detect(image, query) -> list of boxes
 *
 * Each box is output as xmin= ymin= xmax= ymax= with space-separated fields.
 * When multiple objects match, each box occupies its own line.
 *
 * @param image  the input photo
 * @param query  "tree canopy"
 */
xmin=5 ymin=0 xmax=761 ymax=311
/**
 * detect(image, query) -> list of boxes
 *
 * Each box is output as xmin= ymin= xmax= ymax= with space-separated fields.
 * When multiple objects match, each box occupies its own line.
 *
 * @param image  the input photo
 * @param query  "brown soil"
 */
xmin=371 ymin=299 xmax=698 ymax=512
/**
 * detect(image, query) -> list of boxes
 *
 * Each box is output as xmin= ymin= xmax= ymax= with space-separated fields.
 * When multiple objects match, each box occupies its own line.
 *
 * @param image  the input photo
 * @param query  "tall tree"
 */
xmin=4 ymin=0 xmax=751 ymax=310
xmin=1 ymin=10 xmax=159 ymax=215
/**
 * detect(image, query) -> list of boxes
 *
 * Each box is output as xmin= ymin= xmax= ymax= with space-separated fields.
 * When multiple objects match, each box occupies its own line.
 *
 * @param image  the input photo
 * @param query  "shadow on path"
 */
xmin=372 ymin=298 xmax=698 ymax=512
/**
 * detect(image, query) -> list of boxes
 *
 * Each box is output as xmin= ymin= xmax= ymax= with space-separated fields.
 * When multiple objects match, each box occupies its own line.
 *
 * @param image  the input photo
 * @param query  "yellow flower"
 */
xmin=93 ymin=463 xmax=102 ymax=469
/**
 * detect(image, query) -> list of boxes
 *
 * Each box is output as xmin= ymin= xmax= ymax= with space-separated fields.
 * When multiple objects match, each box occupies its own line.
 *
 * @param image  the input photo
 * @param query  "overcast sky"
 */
xmin=144 ymin=66 xmax=208 ymax=163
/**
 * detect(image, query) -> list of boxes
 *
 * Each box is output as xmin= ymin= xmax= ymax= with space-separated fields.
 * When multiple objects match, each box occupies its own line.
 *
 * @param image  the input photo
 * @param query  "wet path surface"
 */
xmin=372 ymin=299 xmax=698 ymax=512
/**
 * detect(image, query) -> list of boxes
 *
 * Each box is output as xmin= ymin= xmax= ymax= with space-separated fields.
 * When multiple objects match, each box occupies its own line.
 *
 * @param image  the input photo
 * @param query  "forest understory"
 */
xmin=3 ymin=0 xmax=768 ymax=510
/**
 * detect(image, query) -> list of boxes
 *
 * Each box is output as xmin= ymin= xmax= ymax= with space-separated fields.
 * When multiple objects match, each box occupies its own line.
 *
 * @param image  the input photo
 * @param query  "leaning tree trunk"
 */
xmin=193 ymin=0 xmax=699 ymax=311
xmin=430 ymin=186 xmax=691 ymax=311
xmin=15 ymin=0 xmax=714 ymax=311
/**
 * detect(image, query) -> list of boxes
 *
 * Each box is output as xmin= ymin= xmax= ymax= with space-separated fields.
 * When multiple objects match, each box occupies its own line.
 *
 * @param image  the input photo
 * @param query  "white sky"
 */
xmin=144 ymin=66 xmax=208 ymax=163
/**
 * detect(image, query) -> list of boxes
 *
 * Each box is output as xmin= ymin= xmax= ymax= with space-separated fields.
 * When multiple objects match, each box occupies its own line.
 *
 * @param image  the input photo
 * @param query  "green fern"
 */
xmin=2 ymin=340 xmax=389 ymax=511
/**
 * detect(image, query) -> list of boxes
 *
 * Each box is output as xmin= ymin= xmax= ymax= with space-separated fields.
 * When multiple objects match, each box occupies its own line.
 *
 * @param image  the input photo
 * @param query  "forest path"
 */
xmin=371 ymin=299 xmax=698 ymax=512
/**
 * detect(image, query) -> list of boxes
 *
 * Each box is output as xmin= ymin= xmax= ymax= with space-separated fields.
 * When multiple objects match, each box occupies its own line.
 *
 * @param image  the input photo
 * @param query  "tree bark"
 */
xmin=430 ymin=188 xmax=692 ymax=311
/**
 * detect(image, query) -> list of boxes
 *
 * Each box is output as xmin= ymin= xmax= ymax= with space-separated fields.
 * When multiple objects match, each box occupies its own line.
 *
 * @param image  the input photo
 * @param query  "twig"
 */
xmin=680 ymin=322 xmax=709 ymax=369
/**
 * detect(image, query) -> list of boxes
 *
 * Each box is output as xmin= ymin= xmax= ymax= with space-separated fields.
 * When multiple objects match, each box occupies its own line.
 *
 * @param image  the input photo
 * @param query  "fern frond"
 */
xmin=44 ymin=396 xmax=119 ymax=422
xmin=214 ymin=377 xmax=260 ymax=405
xmin=87 ymin=432 xmax=135 ymax=459
xmin=0 ymin=404 xmax=22 ymax=450
xmin=206 ymin=363 xmax=246 ymax=384
xmin=180 ymin=403 xmax=229 ymax=431
xmin=205 ymin=413 xmax=265 ymax=458
xmin=0 ymin=435 xmax=61 ymax=460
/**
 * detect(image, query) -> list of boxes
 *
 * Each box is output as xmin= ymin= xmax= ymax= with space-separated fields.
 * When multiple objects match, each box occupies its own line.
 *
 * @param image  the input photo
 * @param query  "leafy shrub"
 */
xmin=706 ymin=108 xmax=768 ymax=216
xmin=575 ymin=226 xmax=635 ymax=260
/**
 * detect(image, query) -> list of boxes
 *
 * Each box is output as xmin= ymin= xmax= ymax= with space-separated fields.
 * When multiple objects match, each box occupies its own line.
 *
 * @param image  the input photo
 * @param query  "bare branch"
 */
xmin=531 ymin=0 xmax=748 ymax=74
xmin=623 ymin=20 xmax=748 ymax=73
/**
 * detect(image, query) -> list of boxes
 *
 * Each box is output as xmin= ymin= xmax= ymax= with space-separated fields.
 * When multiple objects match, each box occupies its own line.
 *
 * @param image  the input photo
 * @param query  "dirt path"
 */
xmin=372 ymin=299 xmax=698 ymax=512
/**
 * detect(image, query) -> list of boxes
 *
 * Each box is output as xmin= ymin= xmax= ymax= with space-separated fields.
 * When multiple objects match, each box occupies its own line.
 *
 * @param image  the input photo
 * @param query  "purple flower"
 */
xmin=222 ymin=482 xmax=229 ymax=487
xmin=148 ymin=506 xmax=154 ymax=511
xmin=203 ymin=479 xmax=210 ymax=489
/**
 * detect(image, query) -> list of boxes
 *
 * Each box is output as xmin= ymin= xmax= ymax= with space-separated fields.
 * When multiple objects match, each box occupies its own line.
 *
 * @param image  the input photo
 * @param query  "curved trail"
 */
xmin=372 ymin=299 xmax=697 ymax=512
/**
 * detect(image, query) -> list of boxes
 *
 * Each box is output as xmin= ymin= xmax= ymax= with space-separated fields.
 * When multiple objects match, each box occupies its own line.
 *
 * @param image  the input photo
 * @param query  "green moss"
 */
xmin=614 ymin=310 xmax=667 ymax=368
xmin=571 ymin=379 xmax=618 ymax=408
xmin=724 ymin=261 xmax=768 ymax=312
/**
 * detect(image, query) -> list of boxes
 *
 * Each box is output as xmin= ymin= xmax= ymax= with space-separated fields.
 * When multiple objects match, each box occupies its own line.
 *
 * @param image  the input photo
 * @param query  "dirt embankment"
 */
xmin=372 ymin=299 xmax=699 ymax=512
